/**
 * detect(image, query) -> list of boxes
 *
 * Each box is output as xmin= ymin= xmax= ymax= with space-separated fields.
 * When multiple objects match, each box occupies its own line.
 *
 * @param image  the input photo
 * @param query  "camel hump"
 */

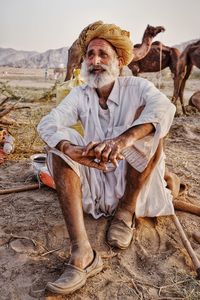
xmin=152 ymin=41 xmax=162 ymax=46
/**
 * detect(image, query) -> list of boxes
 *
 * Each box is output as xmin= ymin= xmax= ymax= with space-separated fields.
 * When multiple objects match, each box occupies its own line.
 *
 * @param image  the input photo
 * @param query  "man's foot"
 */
xmin=107 ymin=208 xmax=135 ymax=249
xmin=46 ymin=250 xmax=103 ymax=295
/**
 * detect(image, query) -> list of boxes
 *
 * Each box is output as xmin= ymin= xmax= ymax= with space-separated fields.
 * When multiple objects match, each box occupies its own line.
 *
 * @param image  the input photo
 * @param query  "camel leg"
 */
xmin=179 ymin=63 xmax=193 ymax=115
xmin=170 ymin=49 xmax=180 ymax=103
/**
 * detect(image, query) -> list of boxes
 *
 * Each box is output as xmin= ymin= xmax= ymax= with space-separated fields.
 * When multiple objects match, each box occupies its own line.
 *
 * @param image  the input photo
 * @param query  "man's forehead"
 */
xmin=87 ymin=38 xmax=116 ymax=53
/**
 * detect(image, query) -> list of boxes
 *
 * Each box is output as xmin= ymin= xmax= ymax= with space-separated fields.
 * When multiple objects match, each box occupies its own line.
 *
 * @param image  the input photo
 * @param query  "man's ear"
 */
xmin=118 ymin=57 xmax=124 ymax=68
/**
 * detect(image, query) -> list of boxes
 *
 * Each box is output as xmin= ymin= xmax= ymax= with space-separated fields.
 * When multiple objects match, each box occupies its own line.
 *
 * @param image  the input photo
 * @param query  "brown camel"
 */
xmin=173 ymin=40 xmax=200 ymax=114
xmin=65 ymin=24 xmax=165 ymax=81
xmin=128 ymin=41 xmax=180 ymax=98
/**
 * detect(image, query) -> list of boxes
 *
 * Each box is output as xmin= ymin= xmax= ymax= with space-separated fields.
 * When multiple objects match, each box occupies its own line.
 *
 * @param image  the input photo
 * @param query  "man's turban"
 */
xmin=78 ymin=21 xmax=134 ymax=66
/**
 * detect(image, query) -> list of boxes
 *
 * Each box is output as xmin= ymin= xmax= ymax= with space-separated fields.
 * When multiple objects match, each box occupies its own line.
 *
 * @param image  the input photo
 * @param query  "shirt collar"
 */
xmin=107 ymin=78 xmax=120 ymax=105
xmin=80 ymin=78 xmax=120 ymax=105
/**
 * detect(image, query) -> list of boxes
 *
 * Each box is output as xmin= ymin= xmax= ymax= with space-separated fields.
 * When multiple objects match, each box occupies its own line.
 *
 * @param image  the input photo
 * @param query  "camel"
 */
xmin=128 ymin=41 xmax=180 ymax=98
xmin=173 ymin=40 xmax=200 ymax=114
xmin=128 ymin=41 xmax=180 ymax=94
xmin=65 ymin=24 xmax=165 ymax=81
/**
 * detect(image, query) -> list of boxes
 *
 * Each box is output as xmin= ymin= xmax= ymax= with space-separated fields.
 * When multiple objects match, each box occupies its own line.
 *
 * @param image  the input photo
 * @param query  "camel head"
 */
xmin=131 ymin=25 xmax=165 ymax=62
xmin=144 ymin=25 xmax=165 ymax=38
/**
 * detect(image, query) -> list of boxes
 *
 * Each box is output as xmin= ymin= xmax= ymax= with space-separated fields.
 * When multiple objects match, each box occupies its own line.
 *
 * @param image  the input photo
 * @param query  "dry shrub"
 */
xmin=8 ymin=101 xmax=55 ymax=160
xmin=0 ymin=80 xmax=58 ymax=160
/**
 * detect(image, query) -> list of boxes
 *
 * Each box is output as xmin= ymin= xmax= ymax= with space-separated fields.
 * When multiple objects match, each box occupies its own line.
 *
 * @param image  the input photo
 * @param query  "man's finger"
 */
xmin=89 ymin=160 xmax=107 ymax=171
xmin=82 ymin=141 xmax=99 ymax=156
xmin=109 ymin=147 xmax=120 ymax=167
xmin=117 ymin=153 xmax=125 ymax=160
xmin=94 ymin=142 xmax=107 ymax=160
xmin=101 ymin=145 xmax=112 ymax=163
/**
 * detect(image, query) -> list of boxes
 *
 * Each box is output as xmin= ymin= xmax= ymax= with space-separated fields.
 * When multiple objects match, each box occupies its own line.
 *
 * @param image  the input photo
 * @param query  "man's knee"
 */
xmin=52 ymin=153 xmax=74 ymax=179
xmin=126 ymin=139 xmax=163 ymax=188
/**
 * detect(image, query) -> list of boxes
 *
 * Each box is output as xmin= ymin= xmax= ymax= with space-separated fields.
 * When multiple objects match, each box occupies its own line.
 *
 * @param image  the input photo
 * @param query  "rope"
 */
xmin=158 ymin=33 xmax=164 ymax=89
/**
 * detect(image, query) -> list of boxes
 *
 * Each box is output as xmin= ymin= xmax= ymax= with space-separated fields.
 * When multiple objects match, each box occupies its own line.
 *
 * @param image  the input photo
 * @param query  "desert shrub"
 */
xmin=8 ymin=102 xmax=54 ymax=160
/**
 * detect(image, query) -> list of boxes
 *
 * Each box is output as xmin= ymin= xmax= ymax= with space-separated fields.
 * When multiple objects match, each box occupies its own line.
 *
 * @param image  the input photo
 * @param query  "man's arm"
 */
xmin=56 ymin=140 xmax=108 ymax=171
xmin=83 ymin=123 xmax=155 ymax=167
xmin=37 ymin=88 xmax=79 ymax=148
xmin=83 ymin=79 xmax=176 ymax=168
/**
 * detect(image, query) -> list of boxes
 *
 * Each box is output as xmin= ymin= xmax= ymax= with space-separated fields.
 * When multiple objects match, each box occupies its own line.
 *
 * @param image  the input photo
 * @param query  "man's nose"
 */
xmin=92 ymin=55 xmax=101 ymax=65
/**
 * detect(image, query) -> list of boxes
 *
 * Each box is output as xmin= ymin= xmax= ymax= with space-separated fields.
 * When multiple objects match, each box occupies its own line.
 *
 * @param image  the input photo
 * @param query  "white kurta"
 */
xmin=37 ymin=76 xmax=176 ymax=219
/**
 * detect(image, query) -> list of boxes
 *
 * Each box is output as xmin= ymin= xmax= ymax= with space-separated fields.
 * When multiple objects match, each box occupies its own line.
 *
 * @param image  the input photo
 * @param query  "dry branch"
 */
xmin=172 ymin=214 xmax=200 ymax=279
xmin=0 ymin=183 xmax=41 ymax=195
xmin=0 ymin=97 xmax=22 ymax=118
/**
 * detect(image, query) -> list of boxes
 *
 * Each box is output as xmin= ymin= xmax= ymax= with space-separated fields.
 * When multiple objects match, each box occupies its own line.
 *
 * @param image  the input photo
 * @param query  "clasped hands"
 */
xmin=62 ymin=138 xmax=125 ymax=171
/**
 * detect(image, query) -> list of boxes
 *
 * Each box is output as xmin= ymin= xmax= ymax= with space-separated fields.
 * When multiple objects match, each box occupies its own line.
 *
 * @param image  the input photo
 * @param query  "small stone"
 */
xmin=10 ymin=239 xmax=35 ymax=253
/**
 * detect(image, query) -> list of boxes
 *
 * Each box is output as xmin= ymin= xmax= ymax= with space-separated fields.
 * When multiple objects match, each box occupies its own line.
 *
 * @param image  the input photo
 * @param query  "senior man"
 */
xmin=37 ymin=21 xmax=176 ymax=295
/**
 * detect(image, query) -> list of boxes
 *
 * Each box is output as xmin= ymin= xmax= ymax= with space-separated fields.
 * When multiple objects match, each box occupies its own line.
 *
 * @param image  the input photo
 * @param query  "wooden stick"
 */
xmin=0 ymin=183 xmax=41 ymax=195
xmin=172 ymin=214 xmax=200 ymax=279
xmin=173 ymin=200 xmax=200 ymax=216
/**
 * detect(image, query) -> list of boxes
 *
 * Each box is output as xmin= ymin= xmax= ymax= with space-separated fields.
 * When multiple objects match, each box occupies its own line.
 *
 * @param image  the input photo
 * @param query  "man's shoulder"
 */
xmin=65 ymin=84 xmax=88 ymax=97
xmin=117 ymin=76 xmax=151 ymax=88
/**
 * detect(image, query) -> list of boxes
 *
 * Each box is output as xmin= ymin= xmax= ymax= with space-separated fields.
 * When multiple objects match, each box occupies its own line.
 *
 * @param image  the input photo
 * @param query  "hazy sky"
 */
xmin=1 ymin=0 xmax=200 ymax=52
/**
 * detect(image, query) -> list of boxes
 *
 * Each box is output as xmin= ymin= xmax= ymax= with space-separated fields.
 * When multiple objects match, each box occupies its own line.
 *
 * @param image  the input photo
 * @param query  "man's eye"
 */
xmin=101 ymin=54 xmax=108 ymax=58
xmin=86 ymin=53 xmax=93 ymax=59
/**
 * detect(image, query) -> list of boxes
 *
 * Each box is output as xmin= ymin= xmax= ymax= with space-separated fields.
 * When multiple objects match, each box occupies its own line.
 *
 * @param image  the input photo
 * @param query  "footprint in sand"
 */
xmin=135 ymin=219 xmax=161 ymax=256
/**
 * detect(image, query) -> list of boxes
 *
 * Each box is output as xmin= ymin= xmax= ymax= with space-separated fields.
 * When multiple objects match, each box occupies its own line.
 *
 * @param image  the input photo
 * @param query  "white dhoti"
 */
xmin=46 ymin=128 xmax=174 ymax=219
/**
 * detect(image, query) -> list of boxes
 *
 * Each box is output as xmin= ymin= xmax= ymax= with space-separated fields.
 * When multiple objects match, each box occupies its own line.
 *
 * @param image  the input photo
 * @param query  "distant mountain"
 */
xmin=0 ymin=48 xmax=39 ymax=66
xmin=0 ymin=47 xmax=68 ymax=68
xmin=173 ymin=39 xmax=199 ymax=51
xmin=1 ymin=38 xmax=199 ymax=68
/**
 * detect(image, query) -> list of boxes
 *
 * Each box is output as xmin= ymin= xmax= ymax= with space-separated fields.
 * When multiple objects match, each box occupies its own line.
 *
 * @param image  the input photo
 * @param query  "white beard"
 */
xmin=80 ymin=57 xmax=120 ymax=88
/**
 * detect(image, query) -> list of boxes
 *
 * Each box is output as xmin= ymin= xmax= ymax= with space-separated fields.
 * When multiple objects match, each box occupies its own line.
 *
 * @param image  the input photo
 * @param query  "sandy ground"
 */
xmin=0 ymin=68 xmax=200 ymax=300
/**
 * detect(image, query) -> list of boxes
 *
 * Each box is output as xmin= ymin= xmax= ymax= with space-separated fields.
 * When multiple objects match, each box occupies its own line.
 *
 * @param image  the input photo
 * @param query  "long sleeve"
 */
xmin=133 ymin=79 xmax=176 ymax=137
xmin=37 ymin=88 xmax=80 ymax=147
xmin=121 ymin=79 xmax=176 ymax=172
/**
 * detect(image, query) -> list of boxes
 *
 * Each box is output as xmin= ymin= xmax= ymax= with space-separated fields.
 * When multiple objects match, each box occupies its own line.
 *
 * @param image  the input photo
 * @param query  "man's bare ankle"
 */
xmin=115 ymin=205 xmax=135 ymax=226
xmin=118 ymin=204 xmax=135 ymax=215
xmin=69 ymin=241 xmax=94 ymax=269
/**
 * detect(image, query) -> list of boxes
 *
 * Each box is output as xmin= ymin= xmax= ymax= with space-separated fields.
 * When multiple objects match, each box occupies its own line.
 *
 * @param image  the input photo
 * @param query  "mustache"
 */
xmin=88 ymin=64 xmax=108 ymax=73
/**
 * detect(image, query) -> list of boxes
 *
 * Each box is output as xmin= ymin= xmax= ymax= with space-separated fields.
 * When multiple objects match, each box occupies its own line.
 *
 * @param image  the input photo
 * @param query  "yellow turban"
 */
xmin=78 ymin=21 xmax=134 ymax=66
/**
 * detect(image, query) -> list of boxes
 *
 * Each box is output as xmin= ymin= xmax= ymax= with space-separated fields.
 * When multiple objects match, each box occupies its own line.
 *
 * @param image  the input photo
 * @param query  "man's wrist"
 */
xmin=56 ymin=140 xmax=71 ymax=153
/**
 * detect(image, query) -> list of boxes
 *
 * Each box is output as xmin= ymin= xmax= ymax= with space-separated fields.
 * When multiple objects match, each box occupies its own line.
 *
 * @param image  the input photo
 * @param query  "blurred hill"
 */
xmin=0 ymin=38 xmax=199 ymax=68
xmin=0 ymin=47 xmax=68 ymax=68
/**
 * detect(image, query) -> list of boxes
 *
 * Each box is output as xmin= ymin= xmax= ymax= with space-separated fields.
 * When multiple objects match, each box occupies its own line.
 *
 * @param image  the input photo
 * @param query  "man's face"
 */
xmin=81 ymin=38 xmax=121 ymax=88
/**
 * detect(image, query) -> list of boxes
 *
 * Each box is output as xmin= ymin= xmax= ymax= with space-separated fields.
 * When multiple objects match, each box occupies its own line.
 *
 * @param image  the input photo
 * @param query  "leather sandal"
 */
xmin=46 ymin=250 xmax=103 ymax=295
xmin=107 ymin=213 xmax=135 ymax=250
